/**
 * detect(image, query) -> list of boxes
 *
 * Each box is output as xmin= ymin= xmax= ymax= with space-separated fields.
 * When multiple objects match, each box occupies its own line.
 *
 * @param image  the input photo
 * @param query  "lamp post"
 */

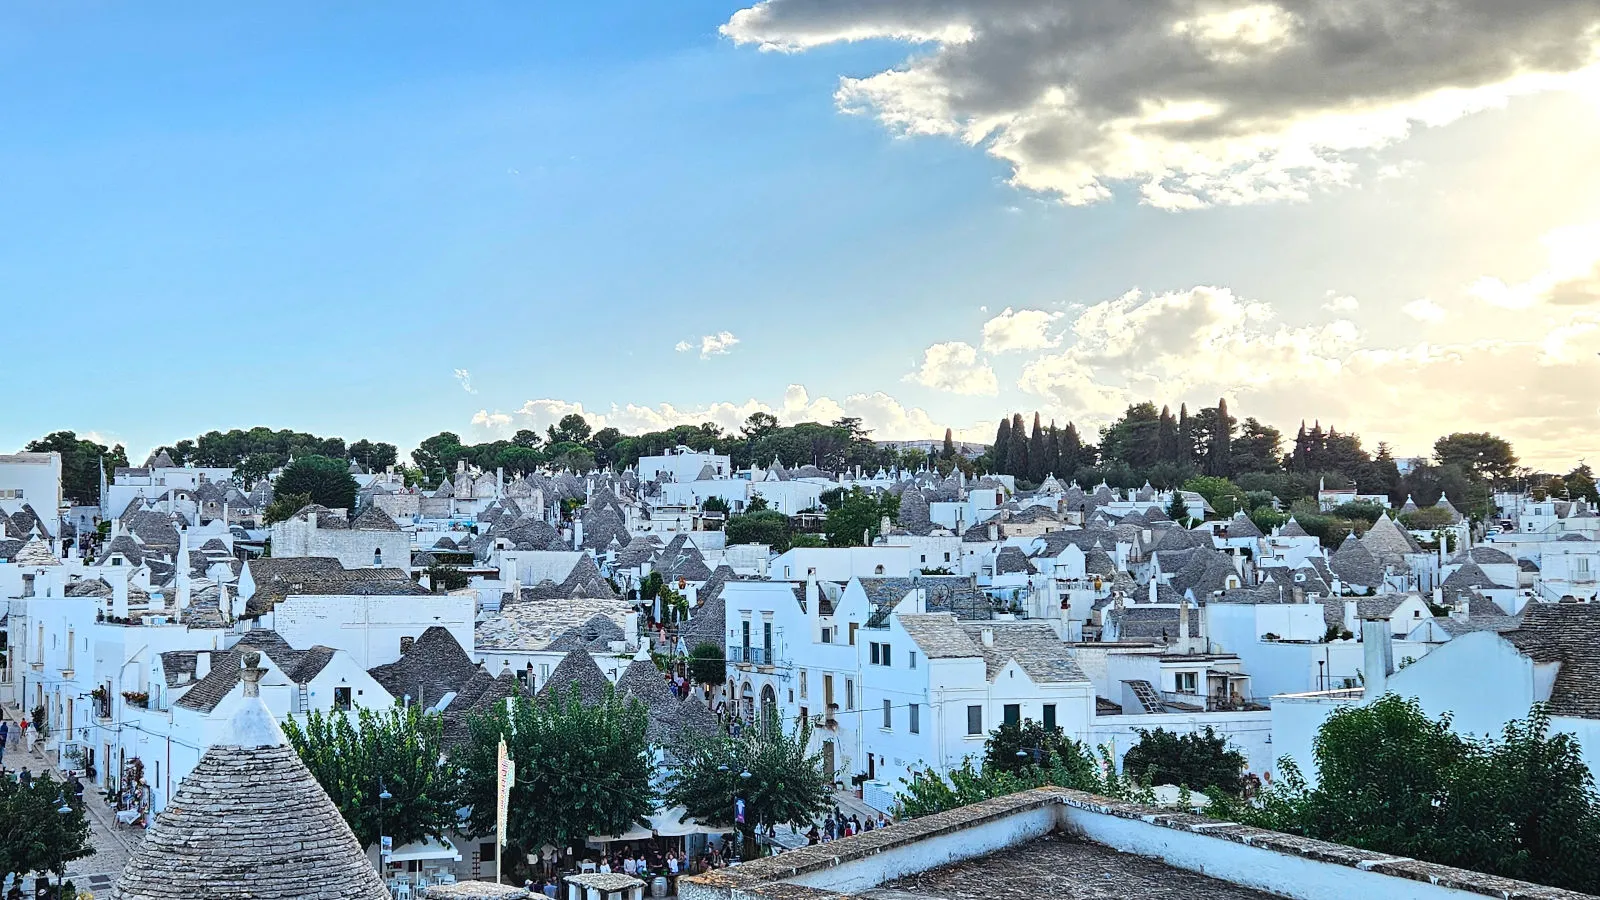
xmin=378 ymin=780 xmax=393 ymax=875
xmin=56 ymin=791 xmax=72 ymax=900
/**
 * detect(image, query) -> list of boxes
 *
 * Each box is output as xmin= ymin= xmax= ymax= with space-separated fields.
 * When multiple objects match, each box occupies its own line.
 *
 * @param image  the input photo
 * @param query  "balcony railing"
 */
xmin=1159 ymin=690 xmax=1265 ymax=712
xmin=729 ymin=647 xmax=772 ymax=666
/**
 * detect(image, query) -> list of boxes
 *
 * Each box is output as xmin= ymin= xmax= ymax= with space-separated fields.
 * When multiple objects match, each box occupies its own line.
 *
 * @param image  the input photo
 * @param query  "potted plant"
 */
xmin=121 ymin=691 xmax=150 ymax=709
xmin=850 ymin=771 xmax=871 ymax=798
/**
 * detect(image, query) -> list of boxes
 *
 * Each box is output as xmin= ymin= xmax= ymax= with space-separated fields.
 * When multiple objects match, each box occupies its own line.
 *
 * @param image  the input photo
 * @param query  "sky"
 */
xmin=2 ymin=1 xmax=1599 ymax=470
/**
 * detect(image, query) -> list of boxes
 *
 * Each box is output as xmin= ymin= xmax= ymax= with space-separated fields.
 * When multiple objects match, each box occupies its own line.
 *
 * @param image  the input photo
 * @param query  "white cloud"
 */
xmin=453 ymin=369 xmax=477 ymax=394
xmin=1401 ymin=298 xmax=1447 ymax=322
xmin=1469 ymin=221 xmax=1600 ymax=309
xmin=905 ymin=341 xmax=999 ymax=395
xmin=678 ymin=331 xmax=742 ymax=359
xmin=724 ymin=0 xmax=1600 ymax=209
xmin=981 ymin=307 xmax=1063 ymax=353
xmin=505 ymin=385 xmax=994 ymax=444
xmin=470 ymin=409 xmax=513 ymax=437
xmin=1322 ymin=293 xmax=1360 ymax=313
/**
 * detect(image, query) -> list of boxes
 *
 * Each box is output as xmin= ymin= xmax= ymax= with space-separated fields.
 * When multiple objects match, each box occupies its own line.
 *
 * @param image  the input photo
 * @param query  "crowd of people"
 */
xmin=805 ymin=807 xmax=891 ymax=845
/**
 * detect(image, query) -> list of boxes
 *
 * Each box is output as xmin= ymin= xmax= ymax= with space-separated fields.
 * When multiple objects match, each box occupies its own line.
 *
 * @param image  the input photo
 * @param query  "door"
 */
xmin=822 ymin=741 xmax=835 ymax=782
xmin=823 ymin=674 xmax=834 ymax=718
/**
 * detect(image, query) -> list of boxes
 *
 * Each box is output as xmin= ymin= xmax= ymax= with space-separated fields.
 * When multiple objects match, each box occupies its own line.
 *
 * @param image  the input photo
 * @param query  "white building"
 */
xmin=0 ymin=452 xmax=63 ymax=536
xmin=637 ymin=447 xmax=732 ymax=485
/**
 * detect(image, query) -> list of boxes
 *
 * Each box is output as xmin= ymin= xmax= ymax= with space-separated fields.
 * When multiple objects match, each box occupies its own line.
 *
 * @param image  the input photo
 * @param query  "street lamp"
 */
xmin=56 ymin=791 xmax=72 ymax=900
xmin=378 ymin=780 xmax=393 ymax=874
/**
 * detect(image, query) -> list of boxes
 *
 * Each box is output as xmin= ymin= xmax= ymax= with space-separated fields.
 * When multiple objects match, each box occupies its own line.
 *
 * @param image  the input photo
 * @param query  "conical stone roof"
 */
xmin=111 ymin=656 xmax=388 ymax=900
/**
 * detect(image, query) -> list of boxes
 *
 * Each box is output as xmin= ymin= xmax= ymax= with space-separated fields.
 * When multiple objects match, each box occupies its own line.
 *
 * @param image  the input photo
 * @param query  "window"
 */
xmin=944 ymin=552 xmax=951 ymax=562
xmin=849 ymin=623 xmax=858 ymax=646
xmin=763 ymin=621 xmax=773 ymax=656
xmin=800 ymin=705 xmax=808 ymax=722
xmin=882 ymin=699 xmax=892 ymax=730
xmin=334 ymin=687 xmax=352 ymax=711
xmin=966 ymin=705 xmax=983 ymax=736
xmin=400 ymin=636 xmax=415 ymax=654
xmin=742 ymin=620 xmax=751 ymax=653
xmin=480 ymin=843 xmax=497 ymax=863
xmin=909 ymin=703 xmax=920 ymax=734
xmin=909 ymin=651 xmax=917 ymax=670
xmin=845 ymin=679 xmax=854 ymax=709
xmin=870 ymin=642 xmax=880 ymax=665
xmin=1004 ymin=704 xmax=1020 ymax=727
xmin=1043 ymin=704 xmax=1056 ymax=731
xmin=1175 ymin=672 xmax=1198 ymax=694
xmin=799 ymin=671 xmax=808 ymax=699
xmin=920 ymin=554 xmax=926 ymax=563
xmin=373 ymin=548 xmax=383 ymax=566
xmin=874 ymin=564 xmax=885 ymax=575
xmin=821 ymin=628 xmax=832 ymax=644
xmin=882 ymin=644 xmax=893 ymax=666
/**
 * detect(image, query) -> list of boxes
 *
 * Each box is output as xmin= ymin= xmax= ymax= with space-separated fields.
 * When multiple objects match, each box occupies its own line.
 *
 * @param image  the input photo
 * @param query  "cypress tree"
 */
xmin=1206 ymin=398 xmax=1233 ymax=477
xmin=992 ymin=418 xmax=1012 ymax=474
xmin=942 ymin=428 xmax=956 ymax=460
xmin=1177 ymin=403 xmax=1193 ymax=465
xmin=1061 ymin=422 xmax=1082 ymax=477
xmin=1027 ymin=413 xmax=1046 ymax=484
xmin=1007 ymin=413 xmax=1030 ymax=479
xmin=1157 ymin=405 xmax=1178 ymax=463
xmin=1044 ymin=422 xmax=1062 ymax=478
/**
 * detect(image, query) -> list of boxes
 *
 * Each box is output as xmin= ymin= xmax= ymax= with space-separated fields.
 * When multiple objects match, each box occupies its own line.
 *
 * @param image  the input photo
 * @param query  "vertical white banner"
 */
xmin=496 ymin=738 xmax=514 ymax=884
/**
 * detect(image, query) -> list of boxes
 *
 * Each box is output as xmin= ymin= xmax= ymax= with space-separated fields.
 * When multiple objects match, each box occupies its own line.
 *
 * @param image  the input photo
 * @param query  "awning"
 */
xmin=388 ymin=837 xmax=462 ymax=862
xmin=590 ymin=806 xmax=719 ymax=842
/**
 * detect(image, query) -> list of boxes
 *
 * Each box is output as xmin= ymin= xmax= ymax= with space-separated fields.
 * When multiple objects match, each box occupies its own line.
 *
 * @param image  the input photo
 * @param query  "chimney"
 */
xmin=239 ymin=652 xmax=264 ymax=697
xmin=1147 ymin=578 xmax=1158 ymax=605
xmin=496 ymin=466 xmax=505 ymax=499
xmin=195 ymin=650 xmax=211 ymax=679
xmin=112 ymin=572 xmax=130 ymax=619
xmin=1451 ymin=593 xmax=1470 ymax=622
xmin=1361 ymin=617 xmax=1394 ymax=698
xmin=1198 ymin=602 xmax=1210 ymax=654
xmin=1433 ymin=585 xmax=1444 ymax=608
xmin=1178 ymin=597 xmax=1191 ymax=650
xmin=988 ymin=523 xmax=998 ymax=542
xmin=980 ymin=627 xmax=994 ymax=648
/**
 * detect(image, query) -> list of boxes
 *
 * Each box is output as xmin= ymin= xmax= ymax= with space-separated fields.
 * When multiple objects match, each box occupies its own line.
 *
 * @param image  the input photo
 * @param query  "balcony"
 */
xmin=1158 ymin=690 xmax=1266 ymax=713
xmin=728 ymin=646 xmax=772 ymax=666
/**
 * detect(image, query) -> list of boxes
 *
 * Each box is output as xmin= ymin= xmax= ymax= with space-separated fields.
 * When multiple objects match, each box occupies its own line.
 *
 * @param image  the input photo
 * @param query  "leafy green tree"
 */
xmin=1099 ymin=403 xmax=1162 ymax=470
xmin=701 ymin=496 xmax=731 ymax=518
xmin=824 ymin=488 xmax=898 ymax=547
xmin=0 ymin=774 xmax=95 ymax=888
xmin=348 ymin=439 xmax=399 ymax=471
xmin=688 ymin=642 xmax=726 ymax=686
xmin=1183 ymin=476 xmax=1243 ymax=518
xmin=725 ymin=509 xmax=794 ymax=552
xmin=1166 ymin=491 xmax=1191 ymax=525
xmin=666 ymin=710 xmax=832 ymax=860
xmin=546 ymin=414 xmax=594 ymax=447
xmin=411 ymin=432 xmax=466 ymax=482
xmin=1122 ymin=727 xmax=1246 ymax=796
xmin=1005 ymin=413 xmax=1029 ymax=479
xmin=1330 ymin=501 xmax=1385 ymax=524
xmin=282 ymin=705 xmax=459 ymax=849
xmin=984 ymin=718 xmax=1098 ymax=784
xmin=741 ymin=412 xmax=780 ymax=440
xmin=1563 ymin=464 xmax=1598 ymax=504
xmin=423 ymin=564 xmax=470 ymax=592
xmin=895 ymin=746 xmax=1149 ymax=819
xmin=1434 ymin=432 xmax=1518 ymax=481
xmin=23 ymin=431 xmax=128 ymax=505
xmin=273 ymin=455 xmax=358 ymax=513
xmin=1399 ymin=507 xmax=1453 ymax=530
xmin=545 ymin=442 xmax=596 ymax=473
xmin=262 ymin=491 xmax=314 ymax=527
xmin=456 ymin=687 xmax=654 ymax=865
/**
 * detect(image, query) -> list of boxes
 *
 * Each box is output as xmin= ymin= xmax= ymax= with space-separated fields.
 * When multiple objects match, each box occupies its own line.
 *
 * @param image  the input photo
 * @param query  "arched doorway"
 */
xmin=759 ymin=684 xmax=777 ymax=724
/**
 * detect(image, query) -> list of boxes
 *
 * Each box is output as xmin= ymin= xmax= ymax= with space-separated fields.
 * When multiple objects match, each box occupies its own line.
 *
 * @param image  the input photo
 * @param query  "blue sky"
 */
xmin=3 ymin=1 xmax=1598 ymax=468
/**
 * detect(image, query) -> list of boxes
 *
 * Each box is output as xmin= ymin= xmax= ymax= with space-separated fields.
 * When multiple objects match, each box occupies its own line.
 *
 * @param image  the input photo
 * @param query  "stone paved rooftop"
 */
xmin=867 ymin=832 xmax=1282 ymax=899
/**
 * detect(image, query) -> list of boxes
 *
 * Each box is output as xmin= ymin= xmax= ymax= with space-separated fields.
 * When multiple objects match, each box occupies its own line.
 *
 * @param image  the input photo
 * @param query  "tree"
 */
xmin=1183 ymin=476 xmax=1243 ymax=518
xmin=824 ymin=488 xmax=897 ymax=547
xmin=1099 ymin=403 xmax=1162 ymax=470
xmin=273 ymin=455 xmax=358 ymax=513
xmin=1006 ymin=413 xmax=1029 ymax=479
xmin=1027 ymin=413 xmax=1046 ymax=484
xmin=282 ymin=704 xmax=459 ymax=849
xmin=701 ymin=496 xmax=731 ymax=519
xmin=1564 ymin=464 xmax=1598 ymax=504
xmin=0 ymin=773 xmax=95 ymax=889
xmin=1434 ymin=433 xmax=1518 ymax=481
xmin=423 ymin=564 xmax=470 ymax=592
xmin=1204 ymin=398 xmax=1234 ymax=477
xmin=546 ymin=414 xmax=593 ymax=447
xmin=742 ymin=412 xmax=780 ymax=441
xmin=1166 ymin=491 xmax=1191 ymax=525
xmin=1043 ymin=423 xmax=1062 ymax=478
xmin=1156 ymin=406 xmax=1179 ymax=463
xmin=688 ymin=642 xmax=726 ymax=686
xmin=983 ymin=718 xmax=1097 ymax=784
xmin=1398 ymin=506 xmax=1453 ymax=531
xmin=666 ymin=709 xmax=832 ymax=860
xmin=23 ymin=430 xmax=128 ymax=506
xmin=262 ymin=491 xmax=313 ymax=526
xmin=456 ymin=687 xmax=654 ymax=867
xmin=942 ymin=428 xmax=956 ymax=460
xmin=725 ymin=509 xmax=794 ymax=552
xmin=348 ymin=439 xmax=399 ymax=471
xmin=1122 ymin=727 xmax=1246 ymax=796
xmin=992 ymin=418 xmax=1013 ymax=475
xmin=1231 ymin=418 xmax=1282 ymax=474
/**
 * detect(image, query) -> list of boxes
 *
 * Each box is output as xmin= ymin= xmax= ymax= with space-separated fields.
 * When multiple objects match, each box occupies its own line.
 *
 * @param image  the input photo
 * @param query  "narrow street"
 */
xmin=2 ymin=704 xmax=137 ymax=899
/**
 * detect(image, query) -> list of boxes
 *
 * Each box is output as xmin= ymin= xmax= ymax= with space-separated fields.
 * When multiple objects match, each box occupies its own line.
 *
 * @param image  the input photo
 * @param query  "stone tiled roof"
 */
xmin=545 ymin=614 xmax=627 ymax=652
xmin=290 ymin=503 xmax=350 ymax=530
xmin=1441 ymin=562 xmax=1507 ymax=593
xmin=1362 ymin=514 xmax=1419 ymax=568
xmin=478 ymin=592 xmax=633 ymax=652
xmin=678 ymin=566 xmax=738 ymax=652
xmin=1329 ymin=533 xmax=1383 ymax=587
xmin=350 ymin=506 xmax=400 ymax=531
xmin=14 ymin=538 xmax=61 ymax=566
xmin=1448 ymin=546 xmax=1516 ymax=566
xmin=243 ymin=559 xmax=426 ymax=617
xmin=1105 ymin=605 xmax=1201 ymax=642
xmin=368 ymin=626 xmax=481 ymax=709
xmin=655 ymin=534 xmax=713 ymax=582
xmin=995 ymin=545 xmax=1037 ymax=575
xmin=897 ymin=612 xmax=982 ymax=658
xmin=1279 ymin=517 xmax=1310 ymax=538
xmin=109 ymin=741 xmax=387 ymax=900
xmin=1224 ymin=512 xmax=1262 ymax=539
xmin=1083 ymin=547 xmax=1118 ymax=577
xmin=1506 ymin=605 xmax=1600 ymax=719
xmin=958 ymin=623 xmax=1088 ymax=683
xmin=174 ymin=631 xmax=336 ymax=712
xmin=538 ymin=649 xmax=614 ymax=706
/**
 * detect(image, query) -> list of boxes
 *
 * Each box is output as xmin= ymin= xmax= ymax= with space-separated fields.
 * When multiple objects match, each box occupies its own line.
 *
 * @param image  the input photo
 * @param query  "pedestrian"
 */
xmin=878 ymin=813 xmax=889 ymax=829
xmin=0 ymin=719 xmax=9 ymax=755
